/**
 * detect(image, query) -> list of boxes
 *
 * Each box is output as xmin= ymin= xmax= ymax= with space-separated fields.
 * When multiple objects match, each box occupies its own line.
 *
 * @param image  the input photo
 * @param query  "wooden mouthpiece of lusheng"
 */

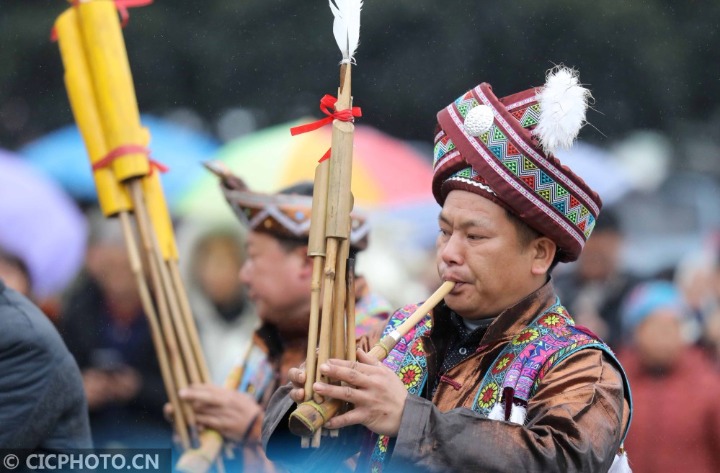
xmin=308 ymin=160 xmax=330 ymax=257
xmin=369 ymin=335 xmax=396 ymax=360
xmin=324 ymin=121 xmax=354 ymax=239
xmin=175 ymin=429 xmax=223 ymax=473
xmin=288 ymin=399 xmax=344 ymax=437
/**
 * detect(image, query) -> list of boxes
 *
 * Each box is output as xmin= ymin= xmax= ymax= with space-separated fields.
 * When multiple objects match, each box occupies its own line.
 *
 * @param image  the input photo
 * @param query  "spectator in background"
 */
xmin=182 ymin=222 xmax=259 ymax=384
xmin=702 ymin=256 xmax=720 ymax=367
xmin=554 ymin=208 xmax=638 ymax=348
xmin=0 ymin=249 xmax=91 ymax=450
xmin=59 ymin=212 xmax=171 ymax=448
xmin=618 ymin=280 xmax=720 ymax=473
xmin=674 ymin=249 xmax=718 ymax=344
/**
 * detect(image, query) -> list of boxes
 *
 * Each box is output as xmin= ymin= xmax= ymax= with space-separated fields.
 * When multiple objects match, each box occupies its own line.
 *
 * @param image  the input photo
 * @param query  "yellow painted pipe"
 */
xmin=55 ymin=7 xmax=132 ymax=216
xmin=77 ymin=0 xmax=149 ymax=182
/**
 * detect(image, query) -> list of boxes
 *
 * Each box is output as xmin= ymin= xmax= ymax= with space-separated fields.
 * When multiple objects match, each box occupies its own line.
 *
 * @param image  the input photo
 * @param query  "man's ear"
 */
xmin=530 ymin=237 xmax=557 ymax=276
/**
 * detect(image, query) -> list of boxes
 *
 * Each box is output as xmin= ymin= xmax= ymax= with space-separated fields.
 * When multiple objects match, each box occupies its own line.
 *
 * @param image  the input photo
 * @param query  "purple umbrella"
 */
xmin=0 ymin=149 xmax=87 ymax=298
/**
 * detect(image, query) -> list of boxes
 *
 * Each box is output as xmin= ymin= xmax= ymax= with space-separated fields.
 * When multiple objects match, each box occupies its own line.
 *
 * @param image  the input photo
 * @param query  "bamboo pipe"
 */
xmin=323 ymin=62 xmax=354 ymax=241
xmin=119 ymin=211 xmax=191 ymax=449
xmin=288 ymin=281 xmax=456 ymax=437
xmin=76 ymin=0 xmax=149 ymax=181
xmin=303 ymin=160 xmax=330 ymax=404
xmin=327 ymin=236 xmax=350 ymax=439
xmin=54 ymin=8 xmax=132 ymax=217
xmin=140 ymin=169 xmax=209 ymax=383
xmin=169 ymin=262 xmax=212 ymax=383
xmin=139 ymin=168 xmax=205 ymax=386
xmin=331 ymin=237 xmax=350 ymax=362
xmin=345 ymin=257 xmax=357 ymax=363
xmin=128 ymin=181 xmax=197 ymax=432
xmin=136 ymin=176 xmax=203 ymax=387
xmin=314 ymin=237 xmax=339 ymax=401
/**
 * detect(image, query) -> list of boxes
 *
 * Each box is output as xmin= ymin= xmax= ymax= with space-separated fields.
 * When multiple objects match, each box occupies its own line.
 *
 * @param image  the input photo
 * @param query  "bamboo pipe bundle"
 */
xmin=53 ymin=3 xmax=220 ymax=468
xmin=288 ymin=281 xmax=456 ymax=438
xmin=297 ymin=0 xmax=364 ymax=446
xmin=297 ymin=61 xmax=357 ymax=448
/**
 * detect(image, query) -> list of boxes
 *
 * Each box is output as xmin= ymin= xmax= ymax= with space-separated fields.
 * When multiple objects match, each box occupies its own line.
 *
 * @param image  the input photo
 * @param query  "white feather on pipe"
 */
xmin=329 ymin=0 xmax=363 ymax=63
xmin=534 ymin=66 xmax=591 ymax=155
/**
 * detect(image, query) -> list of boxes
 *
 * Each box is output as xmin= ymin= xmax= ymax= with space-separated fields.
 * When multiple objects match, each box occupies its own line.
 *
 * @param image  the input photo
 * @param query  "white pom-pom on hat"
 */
xmin=534 ymin=66 xmax=591 ymax=155
xmin=464 ymin=104 xmax=494 ymax=137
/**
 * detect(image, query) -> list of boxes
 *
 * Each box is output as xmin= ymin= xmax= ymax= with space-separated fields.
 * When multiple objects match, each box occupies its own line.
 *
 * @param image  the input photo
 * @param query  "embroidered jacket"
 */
xmin=364 ymin=281 xmax=632 ymax=472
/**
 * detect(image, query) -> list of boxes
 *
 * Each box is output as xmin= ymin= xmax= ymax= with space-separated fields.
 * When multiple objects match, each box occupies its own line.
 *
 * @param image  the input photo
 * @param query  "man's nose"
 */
xmin=439 ymin=233 xmax=464 ymax=266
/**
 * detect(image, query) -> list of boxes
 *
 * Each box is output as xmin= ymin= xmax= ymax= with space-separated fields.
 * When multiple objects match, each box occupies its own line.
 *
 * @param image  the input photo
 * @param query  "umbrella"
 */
xmin=177 ymin=119 xmax=435 ymax=220
xmin=20 ymin=114 xmax=219 ymax=210
xmin=553 ymin=141 xmax=633 ymax=207
xmin=0 ymin=149 xmax=87 ymax=299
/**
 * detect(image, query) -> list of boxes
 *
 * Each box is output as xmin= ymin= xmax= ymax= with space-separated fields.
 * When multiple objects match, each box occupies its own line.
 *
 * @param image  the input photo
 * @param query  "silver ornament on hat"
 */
xmin=463 ymin=104 xmax=495 ymax=137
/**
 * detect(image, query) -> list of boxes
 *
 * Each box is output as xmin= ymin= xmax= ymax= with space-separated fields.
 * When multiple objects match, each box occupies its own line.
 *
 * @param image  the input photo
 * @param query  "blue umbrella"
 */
xmin=20 ymin=115 xmax=219 ymax=211
xmin=0 ymin=149 xmax=87 ymax=299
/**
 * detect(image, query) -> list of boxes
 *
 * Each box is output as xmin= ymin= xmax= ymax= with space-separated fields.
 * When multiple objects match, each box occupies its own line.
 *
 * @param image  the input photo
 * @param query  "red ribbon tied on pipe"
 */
xmin=111 ymin=0 xmax=155 ymax=27
xmin=51 ymin=0 xmax=154 ymax=41
xmin=92 ymin=144 xmax=169 ymax=176
xmin=290 ymin=94 xmax=362 ymax=162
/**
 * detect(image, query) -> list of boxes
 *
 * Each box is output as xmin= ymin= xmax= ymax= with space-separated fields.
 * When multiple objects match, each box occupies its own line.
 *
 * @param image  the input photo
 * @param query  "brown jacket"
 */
xmin=263 ymin=282 xmax=631 ymax=472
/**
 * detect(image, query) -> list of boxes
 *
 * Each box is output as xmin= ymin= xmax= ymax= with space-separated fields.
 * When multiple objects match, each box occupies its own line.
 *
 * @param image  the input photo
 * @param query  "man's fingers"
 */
xmin=356 ymin=349 xmax=380 ymax=366
xmin=178 ymin=385 xmax=220 ymax=405
xmin=325 ymin=351 xmax=380 ymax=374
xmin=193 ymin=413 xmax=225 ymax=431
xmin=163 ymin=402 xmax=174 ymax=422
xmin=288 ymin=367 xmax=306 ymax=386
xmin=289 ymin=387 xmax=305 ymax=403
xmin=323 ymin=408 xmax=364 ymax=430
xmin=319 ymin=362 xmax=365 ymax=386
xmin=313 ymin=381 xmax=367 ymax=405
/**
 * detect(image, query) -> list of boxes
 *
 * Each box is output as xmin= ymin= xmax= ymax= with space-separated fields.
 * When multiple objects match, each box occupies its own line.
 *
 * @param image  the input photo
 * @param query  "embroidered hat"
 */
xmin=432 ymin=67 xmax=602 ymax=262
xmin=204 ymin=161 xmax=370 ymax=250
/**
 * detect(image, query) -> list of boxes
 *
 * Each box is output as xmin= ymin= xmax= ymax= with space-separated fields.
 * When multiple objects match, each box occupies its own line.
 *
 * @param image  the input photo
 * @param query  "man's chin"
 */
xmin=444 ymin=298 xmax=471 ymax=317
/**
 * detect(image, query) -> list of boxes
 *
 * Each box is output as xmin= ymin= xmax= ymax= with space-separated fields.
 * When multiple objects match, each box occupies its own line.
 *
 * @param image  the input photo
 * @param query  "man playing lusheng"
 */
xmin=175 ymin=173 xmax=390 ymax=472
xmin=262 ymin=67 xmax=632 ymax=472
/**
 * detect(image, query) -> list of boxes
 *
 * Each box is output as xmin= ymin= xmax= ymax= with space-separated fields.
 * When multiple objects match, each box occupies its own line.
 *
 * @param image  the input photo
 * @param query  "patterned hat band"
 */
xmin=439 ymin=166 xmax=518 ymax=214
xmin=223 ymin=188 xmax=370 ymax=251
xmin=432 ymin=80 xmax=602 ymax=262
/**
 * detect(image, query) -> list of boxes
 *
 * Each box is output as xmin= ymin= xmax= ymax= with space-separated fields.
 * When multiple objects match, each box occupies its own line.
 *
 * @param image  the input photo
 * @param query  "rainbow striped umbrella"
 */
xmin=177 ymin=119 xmax=434 ymax=220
